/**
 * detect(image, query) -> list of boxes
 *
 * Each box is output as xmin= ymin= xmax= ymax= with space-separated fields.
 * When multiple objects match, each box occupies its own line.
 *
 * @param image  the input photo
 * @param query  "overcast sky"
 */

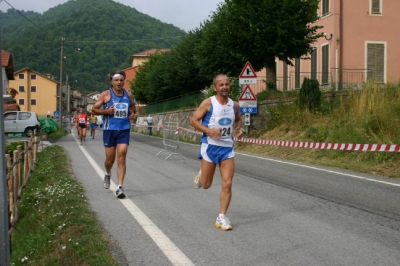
xmin=0 ymin=0 xmax=223 ymax=32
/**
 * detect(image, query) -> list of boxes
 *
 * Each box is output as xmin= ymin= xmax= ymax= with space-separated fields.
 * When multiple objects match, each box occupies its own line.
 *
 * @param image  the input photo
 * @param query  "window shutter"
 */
xmin=367 ymin=43 xmax=385 ymax=83
xmin=322 ymin=0 xmax=330 ymax=15
xmin=371 ymin=0 xmax=381 ymax=14
xmin=311 ymin=48 xmax=317 ymax=80
xmin=295 ymin=58 xmax=300 ymax=89
xmin=283 ymin=62 xmax=288 ymax=91
xmin=322 ymin=45 xmax=329 ymax=84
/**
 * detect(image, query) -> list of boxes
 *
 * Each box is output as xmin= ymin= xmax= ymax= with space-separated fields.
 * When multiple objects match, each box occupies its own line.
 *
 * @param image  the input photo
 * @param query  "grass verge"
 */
xmin=10 ymin=145 xmax=120 ymax=265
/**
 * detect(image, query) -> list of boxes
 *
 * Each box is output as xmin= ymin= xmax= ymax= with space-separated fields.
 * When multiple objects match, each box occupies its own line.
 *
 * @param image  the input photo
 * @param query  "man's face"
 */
xmin=213 ymin=75 xmax=230 ymax=96
xmin=111 ymin=77 xmax=124 ymax=90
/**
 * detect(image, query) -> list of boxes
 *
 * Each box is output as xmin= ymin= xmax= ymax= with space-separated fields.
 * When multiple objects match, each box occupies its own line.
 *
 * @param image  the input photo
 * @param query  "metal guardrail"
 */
xmin=156 ymin=122 xmax=185 ymax=161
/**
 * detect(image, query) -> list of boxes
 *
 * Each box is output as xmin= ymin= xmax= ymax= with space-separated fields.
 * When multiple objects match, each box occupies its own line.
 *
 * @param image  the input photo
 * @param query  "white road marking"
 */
xmin=238 ymin=152 xmax=400 ymax=187
xmin=74 ymin=133 xmax=194 ymax=266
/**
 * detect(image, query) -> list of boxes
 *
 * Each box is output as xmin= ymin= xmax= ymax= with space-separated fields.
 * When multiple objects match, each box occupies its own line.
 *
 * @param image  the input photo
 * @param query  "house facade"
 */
xmin=271 ymin=0 xmax=400 ymax=91
xmin=9 ymin=68 xmax=58 ymax=117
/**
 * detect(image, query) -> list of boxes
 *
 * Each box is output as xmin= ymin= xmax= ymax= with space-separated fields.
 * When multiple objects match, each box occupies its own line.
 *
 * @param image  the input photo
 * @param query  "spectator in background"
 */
xmin=146 ymin=115 xmax=154 ymax=135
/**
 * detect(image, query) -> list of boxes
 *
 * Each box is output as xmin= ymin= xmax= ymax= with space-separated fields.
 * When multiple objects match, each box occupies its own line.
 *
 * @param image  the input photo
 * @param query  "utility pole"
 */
xmin=59 ymin=37 xmax=65 ymax=127
xmin=0 ymin=28 xmax=11 ymax=266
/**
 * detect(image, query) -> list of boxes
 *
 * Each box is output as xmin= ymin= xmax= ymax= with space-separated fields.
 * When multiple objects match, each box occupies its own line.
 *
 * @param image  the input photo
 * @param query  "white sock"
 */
xmin=218 ymin=214 xmax=225 ymax=219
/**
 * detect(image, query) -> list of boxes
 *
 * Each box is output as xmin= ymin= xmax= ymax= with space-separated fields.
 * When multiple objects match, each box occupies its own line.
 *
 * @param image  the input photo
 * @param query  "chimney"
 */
xmin=46 ymin=73 xmax=52 ymax=79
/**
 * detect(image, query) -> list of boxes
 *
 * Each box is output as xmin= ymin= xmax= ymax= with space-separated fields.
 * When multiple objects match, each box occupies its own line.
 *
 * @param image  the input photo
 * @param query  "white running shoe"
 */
xmin=116 ymin=187 xmax=126 ymax=199
xmin=194 ymin=170 xmax=201 ymax=189
xmin=215 ymin=216 xmax=232 ymax=231
xmin=103 ymin=174 xmax=111 ymax=189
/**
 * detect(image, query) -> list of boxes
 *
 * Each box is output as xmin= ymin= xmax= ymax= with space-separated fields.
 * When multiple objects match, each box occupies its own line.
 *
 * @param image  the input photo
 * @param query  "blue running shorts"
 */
xmin=103 ymin=129 xmax=130 ymax=147
xmin=198 ymin=143 xmax=235 ymax=164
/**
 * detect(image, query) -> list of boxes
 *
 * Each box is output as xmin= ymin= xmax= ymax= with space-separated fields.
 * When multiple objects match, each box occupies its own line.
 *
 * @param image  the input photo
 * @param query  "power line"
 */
xmin=66 ymin=36 xmax=183 ymax=43
xmin=2 ymin=0 xmax=44 ymax=31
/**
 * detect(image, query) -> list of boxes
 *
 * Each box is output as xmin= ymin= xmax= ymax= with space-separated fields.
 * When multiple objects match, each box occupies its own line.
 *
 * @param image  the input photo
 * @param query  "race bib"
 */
xmin=215 ymin=116 xmax=233 ymax=139
xmin=114 ymin=103 xmax=129 ymax=118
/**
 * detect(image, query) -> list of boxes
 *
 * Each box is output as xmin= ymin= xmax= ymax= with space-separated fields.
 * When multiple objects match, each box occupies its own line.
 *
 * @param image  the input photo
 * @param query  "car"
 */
xmin=4 ymin=111 xmax=41 ymax=137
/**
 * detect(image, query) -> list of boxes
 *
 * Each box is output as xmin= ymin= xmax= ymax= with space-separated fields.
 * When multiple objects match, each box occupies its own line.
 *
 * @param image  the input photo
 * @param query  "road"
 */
xmin=54 ymin=130 xmax=400 ymax=266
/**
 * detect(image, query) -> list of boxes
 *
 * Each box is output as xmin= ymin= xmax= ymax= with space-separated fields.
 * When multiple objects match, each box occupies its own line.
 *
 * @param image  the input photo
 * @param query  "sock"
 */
xmin=118 ymin=185 xmax=123 ymax=189
xmin=105 ymin=172 xmax=111 ymax=176
xmin=218 ymin=214 xmax=225 ymax=219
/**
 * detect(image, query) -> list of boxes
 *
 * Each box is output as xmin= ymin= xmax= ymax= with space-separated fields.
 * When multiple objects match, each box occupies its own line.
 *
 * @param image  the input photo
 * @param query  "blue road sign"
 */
xmin=240 ymin=107 xmax=257 ymax=114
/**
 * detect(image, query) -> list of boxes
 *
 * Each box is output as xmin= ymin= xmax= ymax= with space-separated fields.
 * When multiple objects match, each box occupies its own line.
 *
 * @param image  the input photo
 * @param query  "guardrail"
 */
xmin=5 ymin=135 xmax=40 ymax=235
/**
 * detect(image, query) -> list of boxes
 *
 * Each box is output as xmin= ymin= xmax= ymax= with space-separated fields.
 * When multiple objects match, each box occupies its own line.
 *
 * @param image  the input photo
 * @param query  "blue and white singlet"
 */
xmin=102 ymin=88 xmax=131 ymax=130
xmin=200 ymin=96 xmax=236 ymax=148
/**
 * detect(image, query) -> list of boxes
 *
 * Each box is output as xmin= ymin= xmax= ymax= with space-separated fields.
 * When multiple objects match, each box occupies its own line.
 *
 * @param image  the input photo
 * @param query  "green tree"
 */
xmin=216 ymin=0 xmax=323 ymax=87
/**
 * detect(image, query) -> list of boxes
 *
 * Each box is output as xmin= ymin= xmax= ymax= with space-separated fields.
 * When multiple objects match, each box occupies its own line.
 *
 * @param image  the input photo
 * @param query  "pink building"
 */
xmin=264 ymin=0 xmax=400 ymax=92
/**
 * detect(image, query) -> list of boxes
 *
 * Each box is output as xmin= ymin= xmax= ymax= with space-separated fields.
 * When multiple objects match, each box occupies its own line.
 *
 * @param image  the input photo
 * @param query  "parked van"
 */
xmin=4 ymin=111 xmax=41 ymax=137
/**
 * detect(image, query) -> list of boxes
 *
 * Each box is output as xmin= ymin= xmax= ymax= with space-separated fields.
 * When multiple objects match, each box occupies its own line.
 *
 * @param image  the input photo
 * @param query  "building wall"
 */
xmin=274 ymin=0 xmax=400 ymax=91
xmin=9 ymin=69 xmax=58 ymax=117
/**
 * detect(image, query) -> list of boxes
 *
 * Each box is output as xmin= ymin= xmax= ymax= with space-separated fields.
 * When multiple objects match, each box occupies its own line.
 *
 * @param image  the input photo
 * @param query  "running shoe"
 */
xmin=194 ymin=170 xmax=201 ymax=189
xmin=116 ymin=187 xmax=126 ymax=199
xmin=103 ymin=174 xmax=111 ymax=189
xmin=215 ymin=216 xmax=232 ymax=231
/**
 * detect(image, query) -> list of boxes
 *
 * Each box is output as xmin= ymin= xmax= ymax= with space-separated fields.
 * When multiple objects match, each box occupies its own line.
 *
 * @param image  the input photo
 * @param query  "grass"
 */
xmin=236 ymin=82 xmax=400 ymax=178
xmin=10 ymin=145 xmax=120 ymax=265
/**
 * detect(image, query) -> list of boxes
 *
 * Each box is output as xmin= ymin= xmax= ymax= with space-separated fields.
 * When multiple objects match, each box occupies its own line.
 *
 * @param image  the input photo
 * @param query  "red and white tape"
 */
xmin=135 ymin=124 xmax=400 ymax=152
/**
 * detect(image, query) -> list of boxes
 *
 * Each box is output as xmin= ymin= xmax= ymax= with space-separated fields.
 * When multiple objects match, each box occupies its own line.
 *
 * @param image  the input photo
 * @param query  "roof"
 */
xmin=129 ymin=49 xmax=170 ymax=62
xmin=13 ymin=68 xmax=59 ymax=84
xmin=2 ymin=50 xmax=14 ymax=80
xmin=2 ymin=50 xmax=10 ymax=67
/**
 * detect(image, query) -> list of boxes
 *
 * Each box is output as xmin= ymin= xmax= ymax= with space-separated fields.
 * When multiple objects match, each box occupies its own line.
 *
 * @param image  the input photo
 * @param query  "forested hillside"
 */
xmin=0 ymin=0 xmax=186 ymax=92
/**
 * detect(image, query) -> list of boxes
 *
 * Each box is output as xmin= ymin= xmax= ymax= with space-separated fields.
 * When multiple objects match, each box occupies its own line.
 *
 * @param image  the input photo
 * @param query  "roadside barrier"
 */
xmin=177 ymin=127 xmax=400 ymax=152
xmin=156 ymin=122 xmax=186 ymax=160
xmin=134 ymin=122 xmax=400 ymax=152
xmin=5 ymin=134 xmax=40 ymax=236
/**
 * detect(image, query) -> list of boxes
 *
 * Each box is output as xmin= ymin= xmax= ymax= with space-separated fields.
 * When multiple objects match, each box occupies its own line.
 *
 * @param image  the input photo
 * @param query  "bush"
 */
xmin=298 ymin=78 xmax=321 ymax=112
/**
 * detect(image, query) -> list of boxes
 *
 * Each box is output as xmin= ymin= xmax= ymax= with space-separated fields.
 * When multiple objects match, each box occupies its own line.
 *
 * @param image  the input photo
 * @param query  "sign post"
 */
xmin=238 ymin=62 xmax=258 ymax=134
xmin=238 ymin=85 xmax=257 ymax=134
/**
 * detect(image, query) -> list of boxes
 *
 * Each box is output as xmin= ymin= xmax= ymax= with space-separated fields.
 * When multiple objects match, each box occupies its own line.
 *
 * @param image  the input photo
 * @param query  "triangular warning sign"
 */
xmin=239 ymin=85 xmax=257 ymax=101
xmin=239 ymin=61 xmax=257 ymax=78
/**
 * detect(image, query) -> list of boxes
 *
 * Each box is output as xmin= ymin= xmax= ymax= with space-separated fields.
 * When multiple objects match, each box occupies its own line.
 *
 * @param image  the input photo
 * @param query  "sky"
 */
xmin=0 ymin=0 xmax=223 ymax=32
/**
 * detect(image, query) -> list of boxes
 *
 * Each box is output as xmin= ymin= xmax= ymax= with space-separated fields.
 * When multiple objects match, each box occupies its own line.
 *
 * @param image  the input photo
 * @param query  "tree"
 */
xmin=217 ymin=0 xmax=323 ymax=88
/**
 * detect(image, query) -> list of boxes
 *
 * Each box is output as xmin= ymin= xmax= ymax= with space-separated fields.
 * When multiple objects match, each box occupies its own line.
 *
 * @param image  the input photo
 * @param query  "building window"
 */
xmin=371 ymin=0 xmax=381 ymax=14
xmin=31 ymin=99 xmax=37 ymax=105
xmin=295 ymin=58 xmax=301 ymax=89
xmin=31 ymin=74 xmax=37 ymax=80
xmin=311 ymin=48 xmax=318 ymax=80
xmin=18 ymin=86 xmax=25 ymax=93
xmin=322 ymin=0 xmax=330 ymax=16
xmin=367 ymin=43 xmax=385 ymax=83
xmin=18 ymin=99 xmax=25 ymax=105
xmin=322 ymin=45 xmax=330 ymax=84
xmin=18 ymin=73 xmax=24 ymax=79
xmin=31 ymin=86 xmax=37 ymax=92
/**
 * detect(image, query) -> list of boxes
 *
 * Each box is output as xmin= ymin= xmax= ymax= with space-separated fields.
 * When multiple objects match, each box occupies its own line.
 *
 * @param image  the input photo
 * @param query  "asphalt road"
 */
xmin=54 ymin=130 xmax=400 ymax=266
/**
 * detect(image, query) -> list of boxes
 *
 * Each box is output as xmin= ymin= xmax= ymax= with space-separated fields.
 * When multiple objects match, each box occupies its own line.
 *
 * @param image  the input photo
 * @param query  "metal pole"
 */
xmin=66 ymin=75 xmax=70 ymax=115
xmin=0 ymin=29 xmax=11 ymax=266
xmin=59 ymin=37 xmax=65 ymax=127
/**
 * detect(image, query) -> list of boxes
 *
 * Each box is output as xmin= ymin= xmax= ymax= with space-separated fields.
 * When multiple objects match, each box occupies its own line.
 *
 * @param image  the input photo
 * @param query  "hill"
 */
xmin=0 ymin=0 xmax=186 ymax=92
